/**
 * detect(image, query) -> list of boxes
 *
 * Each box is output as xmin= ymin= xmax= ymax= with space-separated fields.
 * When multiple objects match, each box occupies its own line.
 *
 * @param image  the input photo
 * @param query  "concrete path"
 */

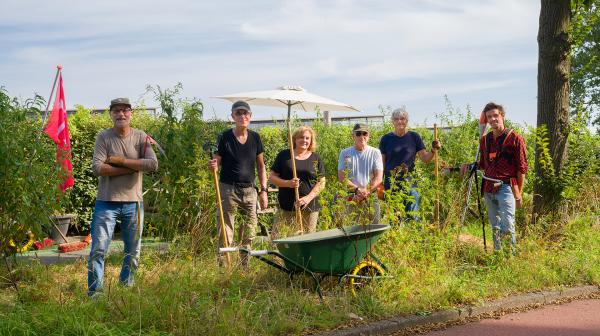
xmin=423 ymin=298 xmax=600 ymax=336
xmin=14 ymin=237 xmax=168 ymax=265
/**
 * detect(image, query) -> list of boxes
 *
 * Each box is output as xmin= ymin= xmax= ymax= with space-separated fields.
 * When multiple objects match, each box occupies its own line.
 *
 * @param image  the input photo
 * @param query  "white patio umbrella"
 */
xmin=213 ymin=86 xmax=360 ymax=232
xmin=214 ymin=85 xmax=360 ymax=117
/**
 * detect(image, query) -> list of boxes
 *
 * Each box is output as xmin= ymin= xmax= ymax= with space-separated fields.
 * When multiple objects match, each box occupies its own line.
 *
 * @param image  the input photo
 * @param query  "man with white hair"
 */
xmin=379 ymin=107 xmax=440 ymax=221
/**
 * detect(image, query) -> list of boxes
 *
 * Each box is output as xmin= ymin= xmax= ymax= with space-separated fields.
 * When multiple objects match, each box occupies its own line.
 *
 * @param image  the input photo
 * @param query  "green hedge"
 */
xmin=2 ymin=87 xmax=598 ymax=250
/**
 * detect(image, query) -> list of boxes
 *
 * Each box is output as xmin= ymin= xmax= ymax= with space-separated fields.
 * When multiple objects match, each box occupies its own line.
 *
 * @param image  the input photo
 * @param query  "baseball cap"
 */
xmin=110 ymin=98 xmax=131 ymax=110
xmin=353 ymin=123 xmax=370 ymax=133
xmin=231 ymin=100 xmax=251 ymax=112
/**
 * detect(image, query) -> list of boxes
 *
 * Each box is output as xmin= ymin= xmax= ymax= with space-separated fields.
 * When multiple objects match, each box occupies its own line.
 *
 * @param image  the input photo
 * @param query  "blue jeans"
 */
xmin=483 ymin=185 xmax=516 ymax=251
xmin=405 ymin=188 xmax=420 ymax=221
xmin=88 ymin=200 xmax=143 ymax=296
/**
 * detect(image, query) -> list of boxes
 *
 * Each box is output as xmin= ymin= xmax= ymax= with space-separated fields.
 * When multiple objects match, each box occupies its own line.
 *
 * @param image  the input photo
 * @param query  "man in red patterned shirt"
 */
xmin=464 ymin=102 xmax=528 ymax=252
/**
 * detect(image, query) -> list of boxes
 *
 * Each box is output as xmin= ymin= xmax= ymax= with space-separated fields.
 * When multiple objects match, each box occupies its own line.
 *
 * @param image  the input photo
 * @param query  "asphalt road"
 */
xmin=423 ymin=299 xmax=600 ymax=336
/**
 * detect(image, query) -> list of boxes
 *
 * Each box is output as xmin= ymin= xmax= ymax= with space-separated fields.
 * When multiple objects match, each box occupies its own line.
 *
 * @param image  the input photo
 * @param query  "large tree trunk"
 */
xmin=533 ymin=0 xmax=571 ymax=220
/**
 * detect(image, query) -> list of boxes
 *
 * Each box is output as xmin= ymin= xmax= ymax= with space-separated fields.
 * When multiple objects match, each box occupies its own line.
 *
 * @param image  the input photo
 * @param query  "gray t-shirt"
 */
xmin=92 ymin=128 xmax=158 ymax=202
xmin=337 ymin=145 xmax=383 ymax=188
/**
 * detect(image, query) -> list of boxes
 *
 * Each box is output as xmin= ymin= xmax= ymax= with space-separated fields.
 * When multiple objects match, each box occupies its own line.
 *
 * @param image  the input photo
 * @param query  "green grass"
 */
xmin=1 ymin=213 xmax=598 ymax=336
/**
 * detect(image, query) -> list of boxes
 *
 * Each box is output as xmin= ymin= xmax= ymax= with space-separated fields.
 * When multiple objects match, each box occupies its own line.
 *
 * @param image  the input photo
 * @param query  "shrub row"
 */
xmin=1 ymin=88 xmax=598 ymax=248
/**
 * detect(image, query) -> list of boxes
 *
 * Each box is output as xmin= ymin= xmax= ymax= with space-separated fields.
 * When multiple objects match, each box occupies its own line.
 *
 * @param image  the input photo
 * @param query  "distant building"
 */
xmin=65 ymin=107 xmax=158 ymax=117
xmin=248 ymin=112 xmax=386 ymax=130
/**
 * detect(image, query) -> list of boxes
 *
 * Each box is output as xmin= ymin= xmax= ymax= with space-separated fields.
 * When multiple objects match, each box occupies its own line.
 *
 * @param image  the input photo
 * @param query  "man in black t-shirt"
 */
xmin=208 ymin=101 xmax=268 ymax=262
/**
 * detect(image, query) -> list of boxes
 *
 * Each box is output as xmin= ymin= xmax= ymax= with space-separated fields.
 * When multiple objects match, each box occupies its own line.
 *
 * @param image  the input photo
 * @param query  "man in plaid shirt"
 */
xmin=464 ymin=102 xmax=528 ymax=252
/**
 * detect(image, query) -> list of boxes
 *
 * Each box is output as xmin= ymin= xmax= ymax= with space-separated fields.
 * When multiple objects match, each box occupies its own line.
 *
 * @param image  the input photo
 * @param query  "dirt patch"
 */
xmin=457 ymin=233 xmax=484 ymax=247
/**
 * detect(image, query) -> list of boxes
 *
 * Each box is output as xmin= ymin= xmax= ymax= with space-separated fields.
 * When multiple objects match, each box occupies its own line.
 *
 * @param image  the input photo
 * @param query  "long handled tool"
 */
xmin=459 ymin=114 xmax=489 ymax=250
xmin=433 ymin=124 xmax=440 ymax=226
xmin=212 ymin=167 xmax=231 ymax=265
xmin=463 ymin=163 xmax=487 ymax=250
xmin=287 ymin=112 xmax=303 ymax=233
xmin=204 ymin=143 xmax=230 ymax=266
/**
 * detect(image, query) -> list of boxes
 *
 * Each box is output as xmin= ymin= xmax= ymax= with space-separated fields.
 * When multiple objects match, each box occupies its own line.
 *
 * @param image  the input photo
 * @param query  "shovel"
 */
xmin=203 ymin=142 xmax=230 ymax=266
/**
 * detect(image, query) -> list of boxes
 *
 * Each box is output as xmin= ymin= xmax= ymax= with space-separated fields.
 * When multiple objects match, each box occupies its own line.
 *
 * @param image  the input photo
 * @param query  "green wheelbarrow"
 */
xmin=219 ymin=224 xmax=390 ymax=300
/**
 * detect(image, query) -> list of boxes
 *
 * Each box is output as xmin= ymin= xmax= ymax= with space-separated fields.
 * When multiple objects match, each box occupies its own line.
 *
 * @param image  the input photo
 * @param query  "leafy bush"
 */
xmin=0 ymin=88 xmax=61 ymax=254
xmin=142 ymin=85 xmax=229 ymax=241
xmin=3 ymin=84 xmax=598 ymax=251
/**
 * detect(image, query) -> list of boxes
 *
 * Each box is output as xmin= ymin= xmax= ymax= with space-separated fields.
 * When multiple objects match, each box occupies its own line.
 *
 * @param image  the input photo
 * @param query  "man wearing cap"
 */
xmin=379 ymin=107 xmax=441 ymax=221
xmin=88 ymin=98 xmax=158 ymax=297
xmin=208 ymin=101 xmax=268 ymax=265
xmin=337 ymin=123 xmax=384 ymax=223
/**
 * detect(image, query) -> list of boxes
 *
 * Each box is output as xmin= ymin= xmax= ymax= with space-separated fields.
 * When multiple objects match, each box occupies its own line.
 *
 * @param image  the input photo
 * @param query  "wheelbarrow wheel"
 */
xmin=348 ymin=260 xmax=385 ymax=296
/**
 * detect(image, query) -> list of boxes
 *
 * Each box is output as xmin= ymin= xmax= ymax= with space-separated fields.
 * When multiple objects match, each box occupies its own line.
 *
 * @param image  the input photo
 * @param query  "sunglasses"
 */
xmin=111 ymin=108 xmax=132 ymax=114
xmin=233 ymin=110 xmax=251 ymax=117
xmin=354 ymin=131 xmax=369 ymax=136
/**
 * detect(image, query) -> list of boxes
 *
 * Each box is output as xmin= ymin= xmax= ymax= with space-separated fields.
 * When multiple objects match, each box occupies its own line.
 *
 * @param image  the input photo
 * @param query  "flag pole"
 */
xmin=40 ymin=65 xmax=62 ymax=133
xmin=33 ymin=65 xmax=72 ymax=242
xmin=29 ymin=65 xmax=63 ymax=168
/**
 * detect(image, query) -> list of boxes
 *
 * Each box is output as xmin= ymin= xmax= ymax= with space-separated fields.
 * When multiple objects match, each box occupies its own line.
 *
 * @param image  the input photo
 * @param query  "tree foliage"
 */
xmin=571 ymin=0 xmax=600 ymax=126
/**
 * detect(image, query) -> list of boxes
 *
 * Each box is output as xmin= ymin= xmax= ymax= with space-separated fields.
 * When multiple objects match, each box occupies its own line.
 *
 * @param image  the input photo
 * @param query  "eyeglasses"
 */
xmin=233 ymin=110 xmax=251 ymax=117
xmin=354 ymin=131 xmax=369 ymax=137
xmin=111 ymin=108 xmax=132 ymax=114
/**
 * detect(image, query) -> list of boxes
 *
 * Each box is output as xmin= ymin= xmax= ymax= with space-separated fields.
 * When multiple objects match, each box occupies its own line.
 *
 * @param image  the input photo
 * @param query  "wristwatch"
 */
xmin=260 ymin=187 xmax=268 ymax=193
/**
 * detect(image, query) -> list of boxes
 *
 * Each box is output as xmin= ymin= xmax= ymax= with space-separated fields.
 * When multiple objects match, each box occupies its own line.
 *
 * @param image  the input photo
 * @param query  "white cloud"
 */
xmin=0 ymin=0 xmax=541 ymax=125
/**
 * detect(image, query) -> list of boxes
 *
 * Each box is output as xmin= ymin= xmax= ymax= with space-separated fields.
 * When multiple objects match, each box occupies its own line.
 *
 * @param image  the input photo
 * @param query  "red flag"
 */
xmin=44 ymin=72 xmax=74 ymax=192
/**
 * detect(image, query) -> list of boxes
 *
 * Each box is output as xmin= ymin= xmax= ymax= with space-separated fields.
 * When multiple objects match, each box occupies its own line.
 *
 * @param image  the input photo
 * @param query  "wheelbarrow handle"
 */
xmin=248 ymin=250 xmax=269 ymax=256
xmin=219 ymin=247 xmax=239 ymax=253
xmin=219 ymin=247 xmax=270 ymax=257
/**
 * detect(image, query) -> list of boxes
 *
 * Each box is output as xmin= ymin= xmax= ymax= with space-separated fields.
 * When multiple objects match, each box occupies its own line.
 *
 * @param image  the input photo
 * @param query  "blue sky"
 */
xmin=1 ymin=0 xmax=540 ymax=127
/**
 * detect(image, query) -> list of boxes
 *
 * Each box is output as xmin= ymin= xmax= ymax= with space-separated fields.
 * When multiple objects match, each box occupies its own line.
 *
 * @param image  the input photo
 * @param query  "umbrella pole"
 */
xmin=287 ymin=104 xmax=303 ymax=233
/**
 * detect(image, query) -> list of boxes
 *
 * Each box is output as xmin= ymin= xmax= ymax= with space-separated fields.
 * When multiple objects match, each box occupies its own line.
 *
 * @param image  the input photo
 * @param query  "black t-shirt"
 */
xmin=271 ymin=150 xmax=325 ymax=211
xmin=217 ymin=129 xmax=264 ymax=185
xmin=379 ymin=131 xmax=425 ymax=189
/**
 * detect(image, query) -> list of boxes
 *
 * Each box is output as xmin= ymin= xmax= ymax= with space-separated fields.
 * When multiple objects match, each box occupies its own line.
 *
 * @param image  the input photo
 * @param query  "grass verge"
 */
xmin=0 ymin=213 xmax=598 ymax=335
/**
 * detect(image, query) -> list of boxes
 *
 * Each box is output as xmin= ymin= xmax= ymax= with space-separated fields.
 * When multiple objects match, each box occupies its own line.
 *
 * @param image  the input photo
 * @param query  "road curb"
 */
xmin=314 ymin=285 xmax=600 ymax=336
